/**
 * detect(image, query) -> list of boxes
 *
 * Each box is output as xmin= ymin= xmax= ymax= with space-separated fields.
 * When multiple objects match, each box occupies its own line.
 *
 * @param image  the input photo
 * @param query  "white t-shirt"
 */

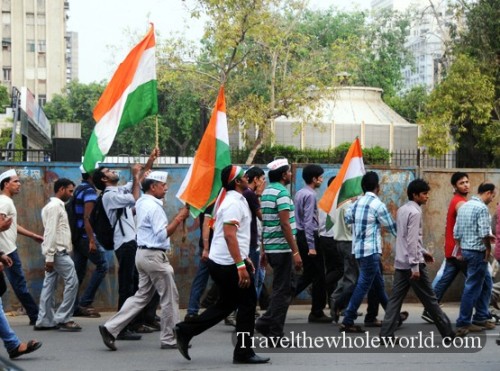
xmin=0 ymin=194 xmax=18 ymax=254
xmin=209 ymin=190 xmax=251 ymax=265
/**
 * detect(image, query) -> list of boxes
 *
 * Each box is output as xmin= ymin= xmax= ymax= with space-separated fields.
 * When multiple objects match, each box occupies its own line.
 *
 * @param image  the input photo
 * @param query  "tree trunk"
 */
xmin=245 ymin=129 xmax=264 ymax=165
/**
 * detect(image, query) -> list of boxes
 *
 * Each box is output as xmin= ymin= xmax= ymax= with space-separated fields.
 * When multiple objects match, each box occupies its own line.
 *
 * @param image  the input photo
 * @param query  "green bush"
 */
xmin=231 ymin=142 xmax=391 ymax=165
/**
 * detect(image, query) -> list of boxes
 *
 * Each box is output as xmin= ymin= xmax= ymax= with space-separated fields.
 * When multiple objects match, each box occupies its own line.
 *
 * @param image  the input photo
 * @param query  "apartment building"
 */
xmin=1 ymin=0 xmax=70 ymax=106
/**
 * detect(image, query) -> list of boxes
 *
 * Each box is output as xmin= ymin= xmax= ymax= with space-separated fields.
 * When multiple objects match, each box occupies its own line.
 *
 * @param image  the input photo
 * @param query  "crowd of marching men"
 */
xmin=0 ymin=149 xmax=500 ymax=362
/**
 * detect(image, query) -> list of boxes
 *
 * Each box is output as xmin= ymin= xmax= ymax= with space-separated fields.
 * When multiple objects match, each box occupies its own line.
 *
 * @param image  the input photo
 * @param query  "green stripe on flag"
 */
xmin=118 ymin=80 xmax=158 ymax=133
xmin=338 ymin=176 xmax=363 ymax=205
xmin=82 ymin=131 xmax=104 ymax=172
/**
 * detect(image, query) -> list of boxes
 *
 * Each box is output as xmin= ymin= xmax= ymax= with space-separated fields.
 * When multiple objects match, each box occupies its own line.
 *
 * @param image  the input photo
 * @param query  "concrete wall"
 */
xmin=3 ymin=162 xmax=490 ymax=311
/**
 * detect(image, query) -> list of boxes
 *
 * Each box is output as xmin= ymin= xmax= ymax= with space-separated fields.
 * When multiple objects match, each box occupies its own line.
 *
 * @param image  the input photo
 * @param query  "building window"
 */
xmin=38 ymin=53 xmax=46 ymax=67
xmin=2 ymin=38 xmax=10 ymax=51
xmin=38 ymin=94 xmax=46 ymax=107
xmin=38 ymin=40 xmax=46 ymax=53
xmin=3 ymin=67 xmax=11 ymax=81
xmin=26 ymin=13 xmax=35 ymax=25
xmin=27 ymin=40 xmax=35 ymax=52
xmin=2 ymin=0 xmax=11 ymax=11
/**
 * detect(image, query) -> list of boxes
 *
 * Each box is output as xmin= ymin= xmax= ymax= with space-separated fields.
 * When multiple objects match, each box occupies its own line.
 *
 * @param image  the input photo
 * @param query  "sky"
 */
xmin=68 ymin=0 xmax=371 ymax=84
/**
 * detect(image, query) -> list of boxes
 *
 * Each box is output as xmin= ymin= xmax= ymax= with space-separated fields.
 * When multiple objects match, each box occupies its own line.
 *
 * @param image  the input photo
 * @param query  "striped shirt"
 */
xmin=453 ymin=195 xmax=491 ymax=251
xmin=344 ymin=192 xmax=396 ymax=258
xmin=261 ymin=182 xmax=296 ymax=253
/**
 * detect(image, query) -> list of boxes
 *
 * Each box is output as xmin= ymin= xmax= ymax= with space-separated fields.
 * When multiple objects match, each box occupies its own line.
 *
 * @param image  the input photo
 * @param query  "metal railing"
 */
xmin=0 ymin=148 xmax=492 ymax=169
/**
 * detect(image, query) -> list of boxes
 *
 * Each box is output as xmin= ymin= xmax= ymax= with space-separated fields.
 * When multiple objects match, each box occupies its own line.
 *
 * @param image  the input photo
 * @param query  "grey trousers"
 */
xmin=380 ymin=265 xmax=454 ymax=338
xmin=256 ymin=252 xmax=295 ymax=337
xmin=36 ymin=252 xmax=79 ymax=327
xmin=105 ymin=249 xmax=179 ymax=346
xmin=330 ymin=240 xmax=358 ymax=311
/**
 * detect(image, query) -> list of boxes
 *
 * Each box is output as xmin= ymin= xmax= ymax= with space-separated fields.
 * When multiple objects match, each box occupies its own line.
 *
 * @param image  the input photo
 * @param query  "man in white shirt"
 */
xmin=36 ymin=178 xmax=81 ymax=332
xmin=99 ymin=171 xmax=189 ymax=351
xmin=174 ymin=165 xmax=270 ymax=364
xmin=0 ymin=169 xmax=43 ymax=325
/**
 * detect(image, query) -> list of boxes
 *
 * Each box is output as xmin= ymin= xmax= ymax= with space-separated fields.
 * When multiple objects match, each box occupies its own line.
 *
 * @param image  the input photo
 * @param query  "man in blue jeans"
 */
xmin=72 ymin=169 xmax=108 ymax=318
xmin=0 ymin=169 xmax=43 ymax=326
xmin=454 ymin=182 xmax=497 ymax=332
xmin=340 ymin=171 xmax=397 ymax=332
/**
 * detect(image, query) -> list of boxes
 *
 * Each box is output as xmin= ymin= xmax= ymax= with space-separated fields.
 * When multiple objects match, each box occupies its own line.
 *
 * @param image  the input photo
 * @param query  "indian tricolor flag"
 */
xmin=318 ymin=138 xmax=365 ymax=229
xmin=82 ymin=24 xmax=158 ymax=173
xmin=176 ymin=86 xmax=231 ymax=217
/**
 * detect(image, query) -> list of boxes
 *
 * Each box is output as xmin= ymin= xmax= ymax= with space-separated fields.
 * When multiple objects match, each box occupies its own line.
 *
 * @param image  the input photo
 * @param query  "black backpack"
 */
xmin=65 ymin=183 xmax=93 ymax=247
xmin=89 ymin=191 xmax=125 ymax=250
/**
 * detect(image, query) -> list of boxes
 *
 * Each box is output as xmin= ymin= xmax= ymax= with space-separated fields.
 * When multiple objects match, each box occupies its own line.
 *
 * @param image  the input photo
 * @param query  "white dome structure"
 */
xmin=273 ymin=86 xmax=418 ymax=151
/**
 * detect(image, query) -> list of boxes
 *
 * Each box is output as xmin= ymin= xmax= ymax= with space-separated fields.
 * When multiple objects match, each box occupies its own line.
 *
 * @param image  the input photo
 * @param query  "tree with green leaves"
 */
xmin=418 ymin=0 xmax=500 ymax=166
xmin=417 ymin=54 xmax=495 ymax=158
xmin=43 ymin=81 xmax=105 ymax=147
xmin=0 ymin=84 xmax=10 ymax=114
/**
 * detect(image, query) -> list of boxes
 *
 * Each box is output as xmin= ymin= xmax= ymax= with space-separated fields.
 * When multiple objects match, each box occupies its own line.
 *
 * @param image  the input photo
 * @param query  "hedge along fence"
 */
xmin=231 ymin=143 xmax=391 ymax=165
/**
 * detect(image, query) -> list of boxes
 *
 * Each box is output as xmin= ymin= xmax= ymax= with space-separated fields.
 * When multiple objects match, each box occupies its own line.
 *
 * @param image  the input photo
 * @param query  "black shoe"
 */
xmin=99 ymin=325 xmax=117 ymax=351
xmin=184 ymin=313 xmax=199 ymax=322
xmin=34 ymin=325 xmax=59 ymax=331
xmin=255 ymin=321 xmax=270 ymax=336
xmin=421 ymin=310 xmax=434 ymax=324
xmin=116 ymin=329 xmax=142 ymax=341
xmin=161 ymin=343 xmax=192 ymax=349
xmin=146 ymin=321 xmax=161 ymax=331
xmin=131 ymin=324 xmax=155 ymax=334
xmin=29 ymin=319 xmax=36 ymax=326
xmin=174 ymin=325 xmax=192 ymax=361
xmin=233 ymin=354 xmax=271 ymax=364
xmin=308 ymin=313 xmax=333 ymax=323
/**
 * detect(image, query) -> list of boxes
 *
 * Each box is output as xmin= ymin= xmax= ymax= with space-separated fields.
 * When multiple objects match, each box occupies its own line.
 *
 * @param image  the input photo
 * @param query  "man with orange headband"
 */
xmin=174 ymin=165 xmax=270 ymax=364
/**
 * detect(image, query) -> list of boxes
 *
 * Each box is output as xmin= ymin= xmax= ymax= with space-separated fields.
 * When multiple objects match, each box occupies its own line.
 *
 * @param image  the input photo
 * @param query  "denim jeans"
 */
xmin=342 ymin=253 xmax=387 ymax=326
xmin=0 ymin=298 xmax=20 ymax=352
xmin=432 ymin=258 xmax=466 ymax=302
xmin=73 ymin=237 xmax=108 ymax=310
xmin=249 ymin=248 xmax=263 ymax=298
xmin=456 ymin=249 xmax=492 ymax=327
xmin=187 ymin=257 xmax=210 ymax=316
xmin=4 ymin=250 xmax=39 ymax=323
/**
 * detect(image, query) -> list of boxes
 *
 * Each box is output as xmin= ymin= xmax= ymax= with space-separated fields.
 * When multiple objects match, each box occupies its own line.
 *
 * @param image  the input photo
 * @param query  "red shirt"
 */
xmin=444 ymin=193 xmax=467 ymax=258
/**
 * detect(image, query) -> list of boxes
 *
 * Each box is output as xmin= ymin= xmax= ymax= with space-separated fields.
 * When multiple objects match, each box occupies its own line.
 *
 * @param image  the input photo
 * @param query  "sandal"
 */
xmin=398 ymin=311 xmax=409 ymax=327
xmin=9 ymin=339 xmax=42 ymax=359
xmin=339 ymin=323 xmax=365 ymax=333
xmin=74 ymin=306 xmax=101 ymax=318
xmin=58 ymin=321 xmax=82 ymax=332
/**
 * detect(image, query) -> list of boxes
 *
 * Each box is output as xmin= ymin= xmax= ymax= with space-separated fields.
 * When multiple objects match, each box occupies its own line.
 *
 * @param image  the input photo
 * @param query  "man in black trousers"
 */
xmin=174 ymin=165 xmax=270 ymax=364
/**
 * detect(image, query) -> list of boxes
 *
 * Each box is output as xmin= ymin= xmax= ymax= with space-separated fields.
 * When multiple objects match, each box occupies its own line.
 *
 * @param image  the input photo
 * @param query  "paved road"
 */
xmin=3 ymin=303 xmax=499 ymax=371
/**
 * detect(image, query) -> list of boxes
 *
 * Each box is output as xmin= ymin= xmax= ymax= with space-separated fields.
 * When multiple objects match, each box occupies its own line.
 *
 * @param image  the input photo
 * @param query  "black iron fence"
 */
xmin=0 ymin=148 xmax=491 ymax=169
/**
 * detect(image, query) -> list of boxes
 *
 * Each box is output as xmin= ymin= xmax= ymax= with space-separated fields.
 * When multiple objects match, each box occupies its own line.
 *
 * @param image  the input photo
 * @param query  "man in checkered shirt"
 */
xmin=454 ymin=182 xmax=497 ymax=332
xmin=340 ymin=171 xmax=397 ymax=332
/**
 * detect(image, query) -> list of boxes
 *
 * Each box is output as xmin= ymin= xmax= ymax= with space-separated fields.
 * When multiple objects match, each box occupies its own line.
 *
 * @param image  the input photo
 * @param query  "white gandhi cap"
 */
xmin=0 ymin=169 xmax=17 ymax=184
xmin=146 ymin=171 xmax=168 ymax=183
xmin=267 ymin=158 xmax=289 ymax=171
